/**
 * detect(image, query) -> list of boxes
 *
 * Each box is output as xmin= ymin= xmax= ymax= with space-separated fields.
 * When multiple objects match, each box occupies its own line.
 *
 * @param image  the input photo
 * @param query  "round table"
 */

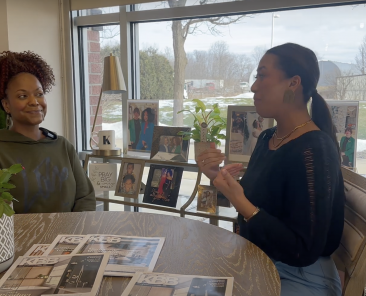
xmin=12 ymin=211 xmax=280 ymax=296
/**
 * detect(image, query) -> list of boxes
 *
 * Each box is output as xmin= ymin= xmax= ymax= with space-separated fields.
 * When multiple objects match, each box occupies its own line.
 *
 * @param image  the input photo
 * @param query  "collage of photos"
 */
xmin=327 ymin=100 xmax=359 ymax=169
xmin=150 ymin=126 xmax=191 ymax=162
xmin=128 ymin=100 xmax=159 ymax=153
xmin=197 ymin=185 xmax=217 ymax=214
xmin=226 ymin=106 xmax=274 ymax=163
xmin=143 ymin=165 xmax=184 ymax=208
xmin=115 ymin=160 xmax=145 ymax=199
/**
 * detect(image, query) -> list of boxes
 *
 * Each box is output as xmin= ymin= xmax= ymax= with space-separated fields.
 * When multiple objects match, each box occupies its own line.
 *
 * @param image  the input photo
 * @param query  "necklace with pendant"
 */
xmin=272 ymin=119 xmax=313 ymax=148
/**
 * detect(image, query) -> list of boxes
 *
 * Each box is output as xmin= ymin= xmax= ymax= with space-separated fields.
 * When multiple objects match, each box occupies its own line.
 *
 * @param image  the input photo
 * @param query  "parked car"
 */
xmin=240 ymin=81 xmax=250 ymax=92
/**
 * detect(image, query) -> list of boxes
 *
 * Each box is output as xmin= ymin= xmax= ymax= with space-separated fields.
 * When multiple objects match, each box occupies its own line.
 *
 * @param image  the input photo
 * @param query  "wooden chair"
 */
xmin=332 ymin=168 xmax=366 ymax=296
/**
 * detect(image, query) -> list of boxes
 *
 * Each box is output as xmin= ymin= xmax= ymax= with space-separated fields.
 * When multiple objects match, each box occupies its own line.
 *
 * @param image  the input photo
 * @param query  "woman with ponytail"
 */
xmin=197 ymin=43 xmax=344 ymax=295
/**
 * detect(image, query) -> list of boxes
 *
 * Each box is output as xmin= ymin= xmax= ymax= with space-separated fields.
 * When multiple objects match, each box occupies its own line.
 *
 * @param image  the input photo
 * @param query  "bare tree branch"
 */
xmin=355 ymin=35 xmax=366 ymax=75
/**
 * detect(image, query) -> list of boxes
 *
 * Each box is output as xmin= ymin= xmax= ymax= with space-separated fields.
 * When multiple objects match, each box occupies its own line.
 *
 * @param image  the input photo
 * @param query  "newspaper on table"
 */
xmin=0 ymin=254 xmax=109 ymax=296
xmin=122 ymin=272 xmax=234 ymax=296
xmin=33 ymin=234 xmax=165 ymax=276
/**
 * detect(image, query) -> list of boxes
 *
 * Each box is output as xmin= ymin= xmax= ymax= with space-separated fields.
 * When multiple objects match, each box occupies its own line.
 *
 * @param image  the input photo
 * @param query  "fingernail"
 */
xmin=222 ymin=169 xmax=227 ymax=176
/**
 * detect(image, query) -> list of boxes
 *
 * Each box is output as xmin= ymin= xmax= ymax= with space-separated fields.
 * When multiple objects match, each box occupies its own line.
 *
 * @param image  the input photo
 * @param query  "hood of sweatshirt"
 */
xmin=0 ymin=128 xmax=58 ymax=144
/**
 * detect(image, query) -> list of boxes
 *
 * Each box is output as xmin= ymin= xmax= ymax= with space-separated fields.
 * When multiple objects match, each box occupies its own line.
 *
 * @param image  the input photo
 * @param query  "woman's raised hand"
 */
xmin=196 ymin=143 xmax=243 ymax=181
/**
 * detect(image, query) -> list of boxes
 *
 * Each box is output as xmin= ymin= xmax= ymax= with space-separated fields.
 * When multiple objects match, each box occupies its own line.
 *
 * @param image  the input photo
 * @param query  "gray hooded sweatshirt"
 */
xmin=0 ymin=128 xmax=96 ymax=213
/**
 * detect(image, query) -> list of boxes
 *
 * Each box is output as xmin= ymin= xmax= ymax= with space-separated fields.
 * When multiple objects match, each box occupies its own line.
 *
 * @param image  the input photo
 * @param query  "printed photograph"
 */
xmin=121 ymin=272 xmax=234 ymax=296
xmin=24 ymin=244 xmax=50 ymax=257
xmin=76 ymin=235 xmax=165 ymax=276
xmin=128 ymin=100 xmax=159 ymax=153
xmin=45 ymin=235 xmax=88 ymax=256
xmin=197 ymin=185 xmax=217 ymax=214
xmin=143 ymin=165 xmax=184 ymax=208
xmin=0 ymin=254 xmax=108 ymax=296
xmin=226 ymin=106 xmax=274 ymax=163
xmin=327 ymin=100 xmax=359 ymax=169
xmin=150 ymin=126 xmax=191 ymax=162
xmin=115 ymin=160 xmax=145 ymax=199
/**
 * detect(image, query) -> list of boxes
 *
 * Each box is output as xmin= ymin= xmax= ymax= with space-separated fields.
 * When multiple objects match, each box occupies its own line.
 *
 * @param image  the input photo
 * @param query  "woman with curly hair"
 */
xmin=0 ymin=51 xmax=96 ymax=213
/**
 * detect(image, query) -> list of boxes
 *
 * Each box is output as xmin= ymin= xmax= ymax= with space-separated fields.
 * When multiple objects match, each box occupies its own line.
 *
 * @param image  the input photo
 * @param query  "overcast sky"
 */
xmin=134 ymin=3 xmax=366 ymax=64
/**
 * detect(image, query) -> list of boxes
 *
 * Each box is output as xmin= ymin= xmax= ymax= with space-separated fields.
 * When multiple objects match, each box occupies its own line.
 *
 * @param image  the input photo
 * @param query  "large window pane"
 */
xmin=137 ymin=4 xmax=366 ymax=172
xmin=80 ymin=25 xmax=122 ymax=150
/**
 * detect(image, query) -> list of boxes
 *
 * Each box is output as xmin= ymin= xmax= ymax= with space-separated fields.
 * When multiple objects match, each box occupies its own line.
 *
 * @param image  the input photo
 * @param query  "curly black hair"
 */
xmin=0 ymin=51 xmax=55 ymax=111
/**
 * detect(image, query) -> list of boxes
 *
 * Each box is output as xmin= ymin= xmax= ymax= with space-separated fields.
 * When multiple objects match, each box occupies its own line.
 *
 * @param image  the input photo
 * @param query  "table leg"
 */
xmin=209 ymin=206 xmax=219 ymax=226
xmin=104 ymin=200 xmax=109 ymax=211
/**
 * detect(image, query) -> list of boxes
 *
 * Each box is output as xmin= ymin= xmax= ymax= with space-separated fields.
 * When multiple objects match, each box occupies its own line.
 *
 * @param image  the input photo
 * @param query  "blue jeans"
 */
xmin=273 ymin=257 xmax=342 ymax=296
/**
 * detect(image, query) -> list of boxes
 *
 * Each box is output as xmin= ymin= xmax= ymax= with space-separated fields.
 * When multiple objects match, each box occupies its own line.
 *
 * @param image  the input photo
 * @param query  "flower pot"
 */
xmin=194 ymin=142 xmax=215 ymax=160
xmin=0 ymin=209 xmax=14 ymax=273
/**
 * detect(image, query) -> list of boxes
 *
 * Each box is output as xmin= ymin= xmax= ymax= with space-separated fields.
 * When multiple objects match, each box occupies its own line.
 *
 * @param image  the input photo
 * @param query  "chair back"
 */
xmin=332 ymin=168 xmax=366 ymax=296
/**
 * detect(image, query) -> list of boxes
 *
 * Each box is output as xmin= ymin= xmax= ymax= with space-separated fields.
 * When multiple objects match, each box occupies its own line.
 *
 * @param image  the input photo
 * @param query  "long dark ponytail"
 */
xmin=267 ymin=43 xmax=340 ymax=157
xmin=311 ymin=91 xmax=340 ymax=156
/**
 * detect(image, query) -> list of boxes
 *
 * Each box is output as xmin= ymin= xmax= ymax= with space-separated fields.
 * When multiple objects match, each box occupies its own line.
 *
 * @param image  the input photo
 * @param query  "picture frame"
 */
xmin=150 ymin=126 xmax=191 ymax=162
xmin=225 ymin=106 xmax=274 ymax=164
xmin=89 ymin=163 xmax=118 ymax=191
xmin=143 ymin=164 xmax=184 ymax=208
xmin=197 ymin=185 xmax=217 ymax=214
xmin=115 ymin=159 xmax=145 ymax=199
xmin=326 ymin=100 xmax=359 ymax=169
xmin=127 ymin=100 xmax=159 ymax=153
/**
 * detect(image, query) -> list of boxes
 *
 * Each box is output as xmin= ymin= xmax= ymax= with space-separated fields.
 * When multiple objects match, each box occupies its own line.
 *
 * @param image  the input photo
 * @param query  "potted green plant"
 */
xmin=178 ymin=99 xmax=227 ymax=159
xmin=0 ymin=164 xmax=23 ymax=273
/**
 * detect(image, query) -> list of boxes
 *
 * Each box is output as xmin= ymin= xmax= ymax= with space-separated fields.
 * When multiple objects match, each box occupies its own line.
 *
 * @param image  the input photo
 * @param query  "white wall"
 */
xmin=4 ymin=0 xmax=65 ymax=136
xmin=0 ymin=1 xmax=9 ymax=52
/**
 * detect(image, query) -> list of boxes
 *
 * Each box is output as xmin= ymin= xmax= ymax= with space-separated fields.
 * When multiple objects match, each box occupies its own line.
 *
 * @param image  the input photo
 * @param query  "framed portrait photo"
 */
xmin=150 ymin=126 xmax=191 ymax=162
xmin=127 ymin=100 xmax=159 ymax=153
xmin=143 ymin=165 xmax=184 ymax=208
xmin=225 ymin=106 xmax=274 ymax=164
xmin=197 ymin=185 xmax=217 ymax=214
xmin=115 ymin=159 xmax=145 ymax=199
xmin=326 ymin=100 xmax=359 ymax=169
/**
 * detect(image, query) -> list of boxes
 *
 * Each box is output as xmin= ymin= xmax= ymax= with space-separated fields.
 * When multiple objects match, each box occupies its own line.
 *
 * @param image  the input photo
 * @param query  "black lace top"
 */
xmin=239 ymin=128 xmax=345 ymax=267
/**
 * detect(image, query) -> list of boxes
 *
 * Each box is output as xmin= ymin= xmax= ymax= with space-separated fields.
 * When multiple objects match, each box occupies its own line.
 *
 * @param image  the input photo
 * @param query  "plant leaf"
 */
xmin=1 ymin=192 xmax=13 ymax=201
xmin=8 ymin=164 xmax=23 ymax=174
xmin=3 ymin=202 xmax=14 ymax=217
xmin=192 ymin=134 xmax=201 ymax=141
xmin=1 ymin=183 xmax=16 ymax=189
xmin=214 ymin=107 xmax=220 ymax=114
xmin=211 ymin=126 xmax=220 ymax=136
xmin=214 ymin=139 xmax=221 ymax=147
xmin=192 ymin=99 xmax=206 ymax=112
xmin=0 ymin=171 xmax=11 ymax=184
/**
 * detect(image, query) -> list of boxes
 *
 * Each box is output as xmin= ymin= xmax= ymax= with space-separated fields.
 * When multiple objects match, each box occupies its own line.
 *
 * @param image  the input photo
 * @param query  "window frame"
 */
xmin=72 ymin=0 xmax=366 ymax=157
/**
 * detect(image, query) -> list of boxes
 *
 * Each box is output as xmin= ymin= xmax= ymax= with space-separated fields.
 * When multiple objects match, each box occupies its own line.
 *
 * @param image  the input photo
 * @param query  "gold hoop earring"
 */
xmin=283 ymin=89 xmax=295 ymax=104
xmin=6 ymin=114 xmax=12 ymax=129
